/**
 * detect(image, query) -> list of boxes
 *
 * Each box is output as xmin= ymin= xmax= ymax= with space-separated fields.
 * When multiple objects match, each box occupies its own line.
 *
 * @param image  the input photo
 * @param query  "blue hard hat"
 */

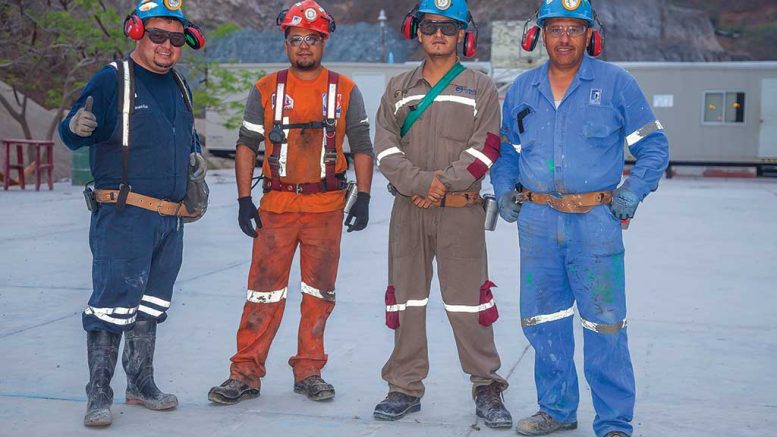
xmin=134 ymin=0 xmax=188 ymax=24
xmin=537 ymin=0 xmax=594 ymax=27
xmin=418 ymin=0 xmax=470 ymax=28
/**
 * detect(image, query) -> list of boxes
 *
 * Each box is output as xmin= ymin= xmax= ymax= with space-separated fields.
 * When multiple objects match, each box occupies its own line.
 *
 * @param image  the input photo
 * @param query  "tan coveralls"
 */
xmin=374 ymin=63 xmax=507 ymax=398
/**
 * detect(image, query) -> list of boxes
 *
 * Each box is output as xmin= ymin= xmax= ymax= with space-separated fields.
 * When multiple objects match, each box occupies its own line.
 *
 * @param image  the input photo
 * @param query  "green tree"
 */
xmin=0 ymin=0 xmax=129 ymax=140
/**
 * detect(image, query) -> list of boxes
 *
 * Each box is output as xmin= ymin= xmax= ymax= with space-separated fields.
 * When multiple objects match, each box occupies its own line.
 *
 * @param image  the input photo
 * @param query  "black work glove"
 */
xmin=345 ymin=192 xmax=370 ymax=233
xmin=237 ymin=196 xmax=261 ymax=238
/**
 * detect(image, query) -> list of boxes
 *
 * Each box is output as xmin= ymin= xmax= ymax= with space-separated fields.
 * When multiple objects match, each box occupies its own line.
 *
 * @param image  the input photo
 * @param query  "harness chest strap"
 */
xmin=94 ymin=190 xmax=198 ymax=218
xmin=267 ymin=69 xmax=341 ymax=193
xmin=523 ymin=190 xmax=613 ymax=213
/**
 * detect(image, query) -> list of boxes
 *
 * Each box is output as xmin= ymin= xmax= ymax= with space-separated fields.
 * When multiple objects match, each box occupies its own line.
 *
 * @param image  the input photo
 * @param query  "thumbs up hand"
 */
xmin=69 ymin=96 xmax=98 ymax=137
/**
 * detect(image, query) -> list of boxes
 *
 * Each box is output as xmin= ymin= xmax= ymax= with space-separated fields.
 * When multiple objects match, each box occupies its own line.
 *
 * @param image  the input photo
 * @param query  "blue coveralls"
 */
xmin=491 ymin=56 xmax=669 ymax=436
xmin=59 ymin=61 xmax=196 ymax=334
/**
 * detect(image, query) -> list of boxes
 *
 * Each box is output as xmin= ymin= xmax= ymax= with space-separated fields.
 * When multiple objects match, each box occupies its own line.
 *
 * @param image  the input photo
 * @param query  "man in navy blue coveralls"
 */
xmin=491 ymin=1 xmax=669 ymax=436
xmin=58 ymin=0 xmax=206 ymax=427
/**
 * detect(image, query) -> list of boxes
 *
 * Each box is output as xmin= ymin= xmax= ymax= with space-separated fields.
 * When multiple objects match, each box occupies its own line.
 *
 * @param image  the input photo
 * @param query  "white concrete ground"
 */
xmin=1 ymin=172 xmax=776 ymax=437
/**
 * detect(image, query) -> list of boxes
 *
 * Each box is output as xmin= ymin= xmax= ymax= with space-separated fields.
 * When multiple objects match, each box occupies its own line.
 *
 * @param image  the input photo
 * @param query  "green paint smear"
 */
xmin=547 ymin=159 xmax=555 ymax=172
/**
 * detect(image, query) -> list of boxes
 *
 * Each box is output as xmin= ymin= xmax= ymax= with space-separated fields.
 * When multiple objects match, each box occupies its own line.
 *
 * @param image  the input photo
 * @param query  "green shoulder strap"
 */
xmin=400 ymin=62 xmax=466 ymax=138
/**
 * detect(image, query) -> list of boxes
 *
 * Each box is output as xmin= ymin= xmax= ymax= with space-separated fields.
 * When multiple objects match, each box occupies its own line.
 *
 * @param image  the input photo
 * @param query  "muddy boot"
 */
xmin=603 ymin=432 xmax=630 ymax=437
xmin=122 ymin=320 xmax=178 ymax=410
xmin=84 ymin=330 xmax=121 ymax=427
xmin=516 ymin=411 xmax=578 ymax=436
xmin=474 ymin=382 xmax=512 ymax=429
xmin=373 ymin=392 xmax=421 ymax=421
xmin=208 ymin=378 xmax=260 ymax=405
xmin=293 ymin=375 xmax=335 ymax=401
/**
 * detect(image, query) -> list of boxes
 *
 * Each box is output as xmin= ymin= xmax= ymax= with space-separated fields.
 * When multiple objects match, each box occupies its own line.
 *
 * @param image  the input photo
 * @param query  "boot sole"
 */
xmin=207 ymin=389 xmax=260 ymax=405
xmin=516 ymin=422 xmax=578 ymax=436
xmin=84 ymin=411 xmax=112 ymax=427
xmin=373 ymin=403 xmax=421 ymax=421
xmin=476 ymin=410 xmax=513 ymax=429
xmin=293 ymin=384 xmax=335 ymax=401
xmin=126 ymin=395 xmax=178 ymax=411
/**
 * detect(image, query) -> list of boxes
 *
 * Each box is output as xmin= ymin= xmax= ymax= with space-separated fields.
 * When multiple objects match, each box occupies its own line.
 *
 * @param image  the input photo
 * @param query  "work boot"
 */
xmin=293 ymin=375 xmax=335 ymax=401
xmin=373 ymin=392 xmax=421 ymax=421
xmin=84 ymin=330 xmax=121 ymax=427
xmin=474 ymin=382 xmax=512 ymax=429
xmin=603 ymin=432 xmax=630 ymax=437
xmin=207 ymin=378 xmax=260 ymax=405
xmin=516 ymin=411 xmax=578 ymax=436
xmin=122 ymin=320 xmax=178 ymax=410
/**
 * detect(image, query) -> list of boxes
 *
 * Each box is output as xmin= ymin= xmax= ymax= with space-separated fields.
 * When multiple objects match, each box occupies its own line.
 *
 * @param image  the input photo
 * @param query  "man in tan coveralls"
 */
xmin=371 ymin=0 xmax=511 ymax=429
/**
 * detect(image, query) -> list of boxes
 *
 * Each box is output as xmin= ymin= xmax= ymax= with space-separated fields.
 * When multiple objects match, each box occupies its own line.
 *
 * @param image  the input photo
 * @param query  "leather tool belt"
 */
xmin=262 ymin=173 xmax=347 ymax=194
xmin=523 ymin=190 xmax=612 ymax=213
xmin=95 ymin=189 xmax=197 ymax=217
xmin=433 ymin=191 xmax=482 ymax=208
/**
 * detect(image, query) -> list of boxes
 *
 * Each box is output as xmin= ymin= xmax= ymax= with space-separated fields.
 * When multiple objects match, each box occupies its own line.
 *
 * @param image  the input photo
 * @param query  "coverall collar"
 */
xmin=532 ymin=55 xmax=595 ymax=109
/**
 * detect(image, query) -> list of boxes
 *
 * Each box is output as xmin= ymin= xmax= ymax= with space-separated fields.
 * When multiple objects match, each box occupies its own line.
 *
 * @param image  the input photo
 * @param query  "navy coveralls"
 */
xmin=59 ymin=61 xmax=195 ymax=333
xmin=491 ymin=56 xmax=669 ymax=436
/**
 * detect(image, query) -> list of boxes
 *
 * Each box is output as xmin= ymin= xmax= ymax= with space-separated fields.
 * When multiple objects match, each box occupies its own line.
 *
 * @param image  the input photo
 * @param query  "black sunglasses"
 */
xmin=146 ymin=28 xmax=186 ymax=47
xmin=418 ymin=20 xmax=461 ymax=36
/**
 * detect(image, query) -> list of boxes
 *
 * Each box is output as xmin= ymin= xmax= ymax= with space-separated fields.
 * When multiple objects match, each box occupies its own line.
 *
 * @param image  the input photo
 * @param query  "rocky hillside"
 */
xmin=176 ymin=0 xmax=776 ymax=61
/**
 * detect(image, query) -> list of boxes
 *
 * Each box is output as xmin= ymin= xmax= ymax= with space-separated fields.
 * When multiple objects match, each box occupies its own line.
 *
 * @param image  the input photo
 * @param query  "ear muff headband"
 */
xmin=401 ymin=5 xmax=419 ymax=40
xmin=462 ymin=13 xmax=478 ymax=58
xmin=586 ymin=10 xmax=605 ymax=57
xmin=185 ymin=23 xmax=205 ymax=50
xmin=520 ymin=10 xmax=540 ymax=52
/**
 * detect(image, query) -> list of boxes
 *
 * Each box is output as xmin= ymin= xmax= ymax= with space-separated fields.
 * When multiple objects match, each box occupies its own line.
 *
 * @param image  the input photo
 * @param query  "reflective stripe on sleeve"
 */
xmin=386 ymin=298 xmax=429 ymax=312
xmin=465 ymin=148 xmax=494 ymax=168
xmin=626 ymin=120 xmax=664 ymax=146
xmin=247 ymin=287 xmax=288 ymax=304
xmin=580 ymin=318 xmax=628 ymax=334
xmin=521 ymin=306 xmax=575 ymax=328
xmin=377 ymin=147 xmax=404 ymax=166
xmin=242 ymin=120 xmax=265 ymax=135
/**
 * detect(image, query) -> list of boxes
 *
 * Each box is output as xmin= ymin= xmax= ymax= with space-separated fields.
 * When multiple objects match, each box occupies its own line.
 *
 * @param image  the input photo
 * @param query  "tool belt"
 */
xmin=523 ymin=190 xmax=612 ymax=213
xmin=262 ymin=173 xmax=347 ymax=194
xmin=95 ymin=189 xmax=198 ymax=217
xmin=433 ymin=191 xmax=482 ymax=208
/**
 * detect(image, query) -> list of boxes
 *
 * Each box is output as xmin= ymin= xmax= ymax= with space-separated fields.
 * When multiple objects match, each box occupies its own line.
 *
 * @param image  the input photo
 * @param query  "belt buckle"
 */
xmin=156 ymin=201 xmax=166 ymax=216
xmin=295 ymin=184 xmax=304 ymax=194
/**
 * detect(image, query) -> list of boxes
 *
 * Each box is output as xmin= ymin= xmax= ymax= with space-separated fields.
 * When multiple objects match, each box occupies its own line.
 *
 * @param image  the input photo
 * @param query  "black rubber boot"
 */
xmin=84 ymin=330 xmax=121 ymax=427
xmin=122 ymin=320 xmax=178 ymax=410
xmin=293 ymin=375 xmax=335 ymax=401
xmin=474 ymin=382 xmax=513 ymax=429
xmin=373 ymin=392 xmax=421 ymax=421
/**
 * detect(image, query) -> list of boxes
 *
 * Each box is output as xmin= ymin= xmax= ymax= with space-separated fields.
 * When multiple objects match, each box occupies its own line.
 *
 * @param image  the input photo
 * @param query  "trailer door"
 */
xmin=758 ymin=78 xmax=777 ymax=158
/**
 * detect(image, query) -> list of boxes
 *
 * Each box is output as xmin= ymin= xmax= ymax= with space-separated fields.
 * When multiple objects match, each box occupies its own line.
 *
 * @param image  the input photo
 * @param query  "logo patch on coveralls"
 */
xmin=563 ymin=0 xmax=581 ymax=11
xmin=590 ymin=88 xmax=602 ymax=105
xmin=271 ymin=94 xmax=294 ymax=110
xmin=455 ymin=85 xmax=477 ymax=96
xmin=435 ymin=0 xmax=451 ymax=10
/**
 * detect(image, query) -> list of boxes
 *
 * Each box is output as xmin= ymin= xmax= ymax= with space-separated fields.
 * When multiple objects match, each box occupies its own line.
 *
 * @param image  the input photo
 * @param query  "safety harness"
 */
xmin=262 ymin=69 xmax=346 ymax=194
xmin=94 ymin=57 xmax=199 ymax=218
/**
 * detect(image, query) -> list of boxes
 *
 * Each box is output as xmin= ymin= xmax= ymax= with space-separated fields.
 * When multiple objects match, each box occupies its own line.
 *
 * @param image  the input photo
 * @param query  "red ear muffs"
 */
xmin=124 ymin=14 xmax=144 ymax=41
xmin=463 ymin=30 xmax=477 ymax=58
xmin=521 ymin=25 xmax=541 ymax=52
xmin=401 ymin=13 xmax=417 ymax=40
xmin=587 ymin=29 xmax=603 ymax=57
xmin=185 ymin=23 xmax=206 ymax=50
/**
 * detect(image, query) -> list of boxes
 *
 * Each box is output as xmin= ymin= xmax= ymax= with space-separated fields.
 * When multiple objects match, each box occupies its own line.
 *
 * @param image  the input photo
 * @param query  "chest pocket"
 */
xmin=582 ymin=105 xmax=623 ymax=146
xmin=509 ymin=103 xmax=537 ymax=152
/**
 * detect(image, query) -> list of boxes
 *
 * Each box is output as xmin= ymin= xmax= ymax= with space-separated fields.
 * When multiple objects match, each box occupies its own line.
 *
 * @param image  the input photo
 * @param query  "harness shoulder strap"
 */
xmin=112 ymin=58 xmax=135 ymax=212
xmin=323 ymin=70 xmax=339 ymax=191
xmin=268 ymin=69 xmax=289 ymax=191
xmin=400 ymin=62 xmax=466 ymax=138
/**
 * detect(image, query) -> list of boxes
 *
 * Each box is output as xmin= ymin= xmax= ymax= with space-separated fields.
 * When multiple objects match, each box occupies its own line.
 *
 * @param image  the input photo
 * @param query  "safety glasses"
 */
xmin=544 ymin=24 xmax=588 ymax=39
xmin=146 ymin=28 xmax=186 ymax=47
xmin=286 ymin=34 xmax=324 ymax=47
xmin=418 ymin=20 xmax=461 ymax=36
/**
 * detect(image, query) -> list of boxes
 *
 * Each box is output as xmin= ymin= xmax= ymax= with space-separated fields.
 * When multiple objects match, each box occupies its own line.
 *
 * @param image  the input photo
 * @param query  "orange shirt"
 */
xmin=255 ymin=68 xmax=354 ymax=214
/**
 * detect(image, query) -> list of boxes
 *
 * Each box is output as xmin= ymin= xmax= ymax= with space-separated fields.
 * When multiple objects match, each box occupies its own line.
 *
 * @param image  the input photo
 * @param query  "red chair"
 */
xmin=2 ymin=139 xmax=54 ymax=191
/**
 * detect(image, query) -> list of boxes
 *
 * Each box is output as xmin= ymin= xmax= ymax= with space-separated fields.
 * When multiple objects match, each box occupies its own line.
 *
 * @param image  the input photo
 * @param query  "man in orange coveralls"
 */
xmin=207 ymin=0 xmax=374 ymax=404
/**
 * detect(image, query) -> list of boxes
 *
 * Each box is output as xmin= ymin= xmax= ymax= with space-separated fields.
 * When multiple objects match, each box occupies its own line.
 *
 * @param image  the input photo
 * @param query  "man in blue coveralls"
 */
xmin=58 ymin=0 xmax=206 ymax=427
xmin=490 ymin=1 xmax=669 ymax=436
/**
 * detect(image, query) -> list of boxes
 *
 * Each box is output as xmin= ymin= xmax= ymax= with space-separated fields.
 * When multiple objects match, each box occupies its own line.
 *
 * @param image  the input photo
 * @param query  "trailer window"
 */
xmin=704 ymin=91 xmax=745 ymax=124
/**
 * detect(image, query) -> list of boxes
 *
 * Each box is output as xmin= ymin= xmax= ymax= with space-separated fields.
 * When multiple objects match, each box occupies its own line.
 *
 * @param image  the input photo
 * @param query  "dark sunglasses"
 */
xmin=146 ymin=28 xmax=186 ymax=47
xmin=286 ymin=34 xmax=324 ymax=47
xmin=418 ymin=20 xmax=461 ymax=36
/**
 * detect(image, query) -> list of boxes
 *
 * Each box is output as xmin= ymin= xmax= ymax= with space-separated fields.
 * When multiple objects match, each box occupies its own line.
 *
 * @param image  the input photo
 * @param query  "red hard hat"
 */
xmin=277 ymin=0 xmax=335 ymax=37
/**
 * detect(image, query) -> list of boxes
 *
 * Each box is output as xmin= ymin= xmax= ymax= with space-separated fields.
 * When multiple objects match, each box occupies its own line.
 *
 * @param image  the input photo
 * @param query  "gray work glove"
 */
xmin=610 ymin=186 xmax=640 ymax=220
xmin=69 ymin=96 xmax=97 ymax=137
xmin=498 ymin=191 xmax=522 ymax=223
xmin=189 ymin=152 xmax=207 ymax=182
